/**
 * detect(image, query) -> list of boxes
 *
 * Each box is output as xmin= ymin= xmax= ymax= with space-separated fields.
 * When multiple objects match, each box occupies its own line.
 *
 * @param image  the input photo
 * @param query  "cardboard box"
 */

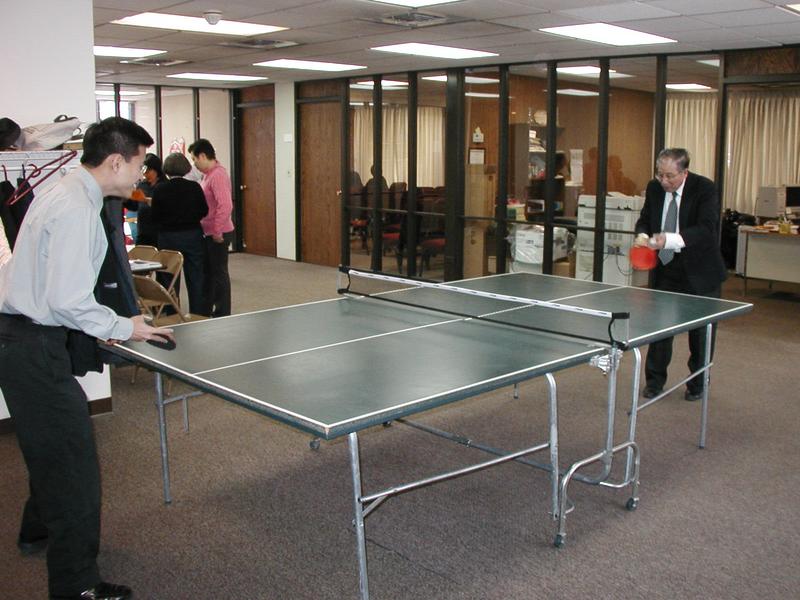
xmin=511 ymin=225 xmax=568 ymax=263
xmin=463 ymin=223 xmax=489 ymax=278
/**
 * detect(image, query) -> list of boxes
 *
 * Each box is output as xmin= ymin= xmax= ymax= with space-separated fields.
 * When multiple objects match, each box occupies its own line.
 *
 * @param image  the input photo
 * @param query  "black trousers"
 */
xmin=0 ymin=315 xmax=101 ymax=596
xmin=203 ymin=231 xmax=233 ymax=317
xmin=158 ymin=228 xmax=206 ymax=315
xmin=645 ymin=255 xmax=720 ymax=393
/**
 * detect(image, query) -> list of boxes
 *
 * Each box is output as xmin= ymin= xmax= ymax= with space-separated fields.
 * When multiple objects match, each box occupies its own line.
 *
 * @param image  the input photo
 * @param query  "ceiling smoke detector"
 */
xmin=203 ymin=10 xmax=222 ymax=25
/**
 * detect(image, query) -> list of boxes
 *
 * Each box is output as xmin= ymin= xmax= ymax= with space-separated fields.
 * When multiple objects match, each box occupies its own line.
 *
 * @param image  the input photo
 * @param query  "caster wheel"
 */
xmin=554 ymin=534 xmax=565 ymax=548
xmin=309 ymin=438 xmax=320 ymax=451
xmin=626 ymin=498 xmax=638 ymax=511
xmin=382 ymin=421 xmax=392 ymax=428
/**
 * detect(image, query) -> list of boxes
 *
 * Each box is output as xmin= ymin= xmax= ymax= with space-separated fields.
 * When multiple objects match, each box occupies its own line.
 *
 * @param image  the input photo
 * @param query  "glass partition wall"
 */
xmin=462 ymin=68 xmax=500 ymax=278
xmin=597 ymin=57 xmax=658 ymax=286
xmin=348 ymin=72 xmax=447 ymax=278
xmin=339 ymin=53 xmax=726 ymax=282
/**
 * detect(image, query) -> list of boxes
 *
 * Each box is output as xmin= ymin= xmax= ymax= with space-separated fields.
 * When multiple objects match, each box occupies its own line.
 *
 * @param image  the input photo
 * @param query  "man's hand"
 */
xmin=128 ymin=314 xmax=175 ymax=344
xmin=634 ymin=233 xmax=650 ymax=247
xmin=648 ymin=233 xmax=667 ymax=249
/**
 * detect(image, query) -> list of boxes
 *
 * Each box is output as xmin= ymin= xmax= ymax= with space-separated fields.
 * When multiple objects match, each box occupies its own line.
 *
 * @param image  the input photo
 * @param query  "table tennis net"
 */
xmin=338 ymin=267 xmax=631 ymax=349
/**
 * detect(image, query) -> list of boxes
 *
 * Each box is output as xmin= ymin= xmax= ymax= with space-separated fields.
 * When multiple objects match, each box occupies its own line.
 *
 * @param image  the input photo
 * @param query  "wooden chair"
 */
xmin=127 ymin=244 xmax=159 ymax=262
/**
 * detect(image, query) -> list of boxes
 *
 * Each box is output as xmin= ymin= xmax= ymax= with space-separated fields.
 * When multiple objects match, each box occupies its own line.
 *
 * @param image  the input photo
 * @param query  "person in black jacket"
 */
xmin=126 ymin=153 xmax=165 ymax=245
xmin=634 ymin=148 xmax=727 ymax=401
xmin=151 ymin=153 xmax=208 ymax=314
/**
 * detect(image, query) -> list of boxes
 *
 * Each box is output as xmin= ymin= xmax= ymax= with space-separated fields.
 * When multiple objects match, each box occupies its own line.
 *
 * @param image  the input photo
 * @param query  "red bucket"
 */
xmin=629 ymin=246 xmax=657 ymax=271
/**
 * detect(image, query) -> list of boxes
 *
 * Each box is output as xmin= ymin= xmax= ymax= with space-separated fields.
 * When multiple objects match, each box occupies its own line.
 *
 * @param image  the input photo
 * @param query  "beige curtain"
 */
xmin=352 ymin=105 xmax=445 ymax=188
xmin=665 ymin=92 xmax=718 ymax=180
xmin=724 ymin=88 xmax=800 ymax=213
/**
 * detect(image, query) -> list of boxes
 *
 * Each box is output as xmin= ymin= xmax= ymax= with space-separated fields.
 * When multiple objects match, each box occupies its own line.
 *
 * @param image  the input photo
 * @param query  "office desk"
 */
xmin=737 ymin=226 xmax=800 ymax=292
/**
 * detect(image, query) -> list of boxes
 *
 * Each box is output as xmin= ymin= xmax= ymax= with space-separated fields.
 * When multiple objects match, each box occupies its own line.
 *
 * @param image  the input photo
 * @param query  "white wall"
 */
xmin=0 ymin=0 xmax=95 ymax=127
xmin=199 ymin=89 xmax=232 ymax=170
xmin=161 ymin=90 xmax=195 ymax=156
xmin=275 ymin=83 xmax=297 ymax=260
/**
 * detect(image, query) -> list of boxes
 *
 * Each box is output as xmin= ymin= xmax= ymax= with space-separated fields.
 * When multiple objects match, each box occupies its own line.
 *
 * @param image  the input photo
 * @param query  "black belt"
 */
xmin=0 ymin=313 xmax=64 ymax=332
xmin=0 ymin=312 xmax=36 ymax=324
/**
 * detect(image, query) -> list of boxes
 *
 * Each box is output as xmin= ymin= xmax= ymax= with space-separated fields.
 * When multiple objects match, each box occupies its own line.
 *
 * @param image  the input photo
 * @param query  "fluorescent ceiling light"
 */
xmin=352 ymin=80 xmax=409 ymax=88
xmin=557 ymin=66 xmax=632 ymax=79
xmin=557 ymin=88 xmax=599 ymax=97
xmin=93 ymin=45 xmax=165 ymax=58
xmin=254 ymin=58 xmax=366 ymax=72
xmin=168 ymin=73 xmax=267 ymax=82
xmin=95 ymin=90 xmax=148 ymax=96
xmin=696 ymin=59 xmax=720 ymax=67
xmin=465 ymin=92 xmax=499 ymax=98
xmin=540 ymin=23 xmax=676 ymax=46
xmin=112 ymin=12 xmax=286 ymax=36
xmin=423 ymin=75 xmax=499 ymax=84
xmin=371 ymin=43 xmax=497 ymax=60
xmin=369 ymin=0 xmax=463 ymax=7
xmin=666 ymin=83 xmax=713 ymax=91
xmin=785 ymin=4 xmax=800 ymax=15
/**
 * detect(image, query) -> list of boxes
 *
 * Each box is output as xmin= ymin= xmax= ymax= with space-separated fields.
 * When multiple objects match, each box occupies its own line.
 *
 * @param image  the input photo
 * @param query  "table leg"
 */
xmin=625 ymin=348 xmax=643 ymax=482
xmin=155 ymin=373 xmax=172 ymax=504
xmin=546 ymin=374 xmax=559 ymax=520
xmin=699 ymin=323 xmax=713 ymax=449
xmin=348 ymin=432 xmax=370 ymax=600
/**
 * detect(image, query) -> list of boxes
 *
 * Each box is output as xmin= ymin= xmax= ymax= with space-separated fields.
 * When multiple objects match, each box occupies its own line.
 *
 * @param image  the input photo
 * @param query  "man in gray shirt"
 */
xmin=0 ymin=117 xmax=174 ymax=600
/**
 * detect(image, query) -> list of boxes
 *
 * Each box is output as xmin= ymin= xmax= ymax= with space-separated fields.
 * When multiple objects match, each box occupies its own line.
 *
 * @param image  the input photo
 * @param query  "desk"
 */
xmin=109 ymin=271 xmax=751 ymax=599
xmin=129 ymin=259 xmax=162 ymax=275
xmin=737 ymin=226 xmax=800 ymax=292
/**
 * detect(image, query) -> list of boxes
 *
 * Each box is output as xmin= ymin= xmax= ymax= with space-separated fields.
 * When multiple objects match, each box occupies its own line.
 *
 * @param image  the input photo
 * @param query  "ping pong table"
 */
xmin=110 ymin=269 xmax=752 ymax=600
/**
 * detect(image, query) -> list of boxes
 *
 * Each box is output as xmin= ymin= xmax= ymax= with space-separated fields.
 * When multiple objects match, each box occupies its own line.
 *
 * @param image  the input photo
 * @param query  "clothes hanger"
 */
xmin=7 ymin=150 xmax=77 ymax=206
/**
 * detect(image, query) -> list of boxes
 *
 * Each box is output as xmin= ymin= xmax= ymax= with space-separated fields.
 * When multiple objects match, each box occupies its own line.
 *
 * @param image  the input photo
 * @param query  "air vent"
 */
xmin=219 ymin=39 xmax=298 ymax=50
xmin=119 ymin=58 xmax=190 ymax=67
xmin=379 ymin=11 xmax=449 ymax=27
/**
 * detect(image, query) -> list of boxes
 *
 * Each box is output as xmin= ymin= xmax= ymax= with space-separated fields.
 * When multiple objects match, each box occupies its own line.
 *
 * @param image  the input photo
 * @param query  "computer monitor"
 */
xmin=755 ymin=185 xmax=800 ymax=217
xmin=785 ymin=185 xmax=800 ymax=212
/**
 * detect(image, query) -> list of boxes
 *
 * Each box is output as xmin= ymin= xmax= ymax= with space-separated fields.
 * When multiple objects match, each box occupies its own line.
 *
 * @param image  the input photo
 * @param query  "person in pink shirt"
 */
xmin=189 ymin=139 xmax=234 ymax=317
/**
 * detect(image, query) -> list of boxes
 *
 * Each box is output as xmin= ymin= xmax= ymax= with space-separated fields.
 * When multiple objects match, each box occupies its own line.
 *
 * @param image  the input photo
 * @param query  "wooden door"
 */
xmin=299 ymin=94 xmax=342 ymax=266
xmin=240 ymin=86 xmax=276 ymax=256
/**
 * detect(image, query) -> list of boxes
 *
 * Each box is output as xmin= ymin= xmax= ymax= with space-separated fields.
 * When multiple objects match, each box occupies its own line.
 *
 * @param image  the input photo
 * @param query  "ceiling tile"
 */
xmin=436 ymin=0 xmax=548 ymax=20
xmin=621 ymin=16 xmax=723 ymax=34
xmin=558 ymin=2 xmax=679 ymax=22
xmin=693 ymin=7 xmax=798 ymax=27
xmin=645 ymin=0 xmax=774 ymax=15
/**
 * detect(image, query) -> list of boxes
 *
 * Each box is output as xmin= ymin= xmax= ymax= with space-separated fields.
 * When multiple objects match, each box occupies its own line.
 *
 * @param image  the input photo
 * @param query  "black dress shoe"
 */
xmin=641 ymin=387 xmax=662 ymax=399
xmin=685 ymin=389 xmax=704 ymax=402
xmin=17 ymin=536 xmax=47 ymax=555
xmin=51 ymin=582 xmax=132 ymax=600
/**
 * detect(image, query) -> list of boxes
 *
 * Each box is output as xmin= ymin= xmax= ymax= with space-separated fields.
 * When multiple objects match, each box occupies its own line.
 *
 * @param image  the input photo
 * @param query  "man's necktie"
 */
xmin=659 ymin=191 xmax=678 ymax=265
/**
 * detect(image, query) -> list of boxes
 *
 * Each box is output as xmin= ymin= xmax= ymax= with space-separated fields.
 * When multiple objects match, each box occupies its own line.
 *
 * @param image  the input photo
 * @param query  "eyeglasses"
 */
xmin=655 ymin=170 xmax=684 ymax=181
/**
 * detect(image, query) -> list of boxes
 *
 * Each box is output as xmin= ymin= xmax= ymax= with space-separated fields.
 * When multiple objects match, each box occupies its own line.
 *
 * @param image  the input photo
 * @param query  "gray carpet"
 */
xmin=1 ymin=255 xmax=798 ymax=599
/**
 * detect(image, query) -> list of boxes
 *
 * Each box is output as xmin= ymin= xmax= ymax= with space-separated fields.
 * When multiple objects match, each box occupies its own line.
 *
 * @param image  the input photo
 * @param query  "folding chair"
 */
xmin=155 ymin=249 xmax=183 ymax=309
xmin=130 ymin=275 xmax=207 ymax=390
xmin=127 ymin=244 xmax=159 ymax=262
xmin=133 ymin=275 xmax=205 ymax=327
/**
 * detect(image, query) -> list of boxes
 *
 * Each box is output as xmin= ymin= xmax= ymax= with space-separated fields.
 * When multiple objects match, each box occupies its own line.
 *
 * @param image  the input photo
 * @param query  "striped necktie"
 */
xmin=659 ymin=191 xmax=678 ymax=265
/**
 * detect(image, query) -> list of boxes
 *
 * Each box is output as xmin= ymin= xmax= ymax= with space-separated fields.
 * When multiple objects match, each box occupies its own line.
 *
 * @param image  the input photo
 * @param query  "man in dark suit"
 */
xmin=634 ymin=148 xmax=727 ymax=401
